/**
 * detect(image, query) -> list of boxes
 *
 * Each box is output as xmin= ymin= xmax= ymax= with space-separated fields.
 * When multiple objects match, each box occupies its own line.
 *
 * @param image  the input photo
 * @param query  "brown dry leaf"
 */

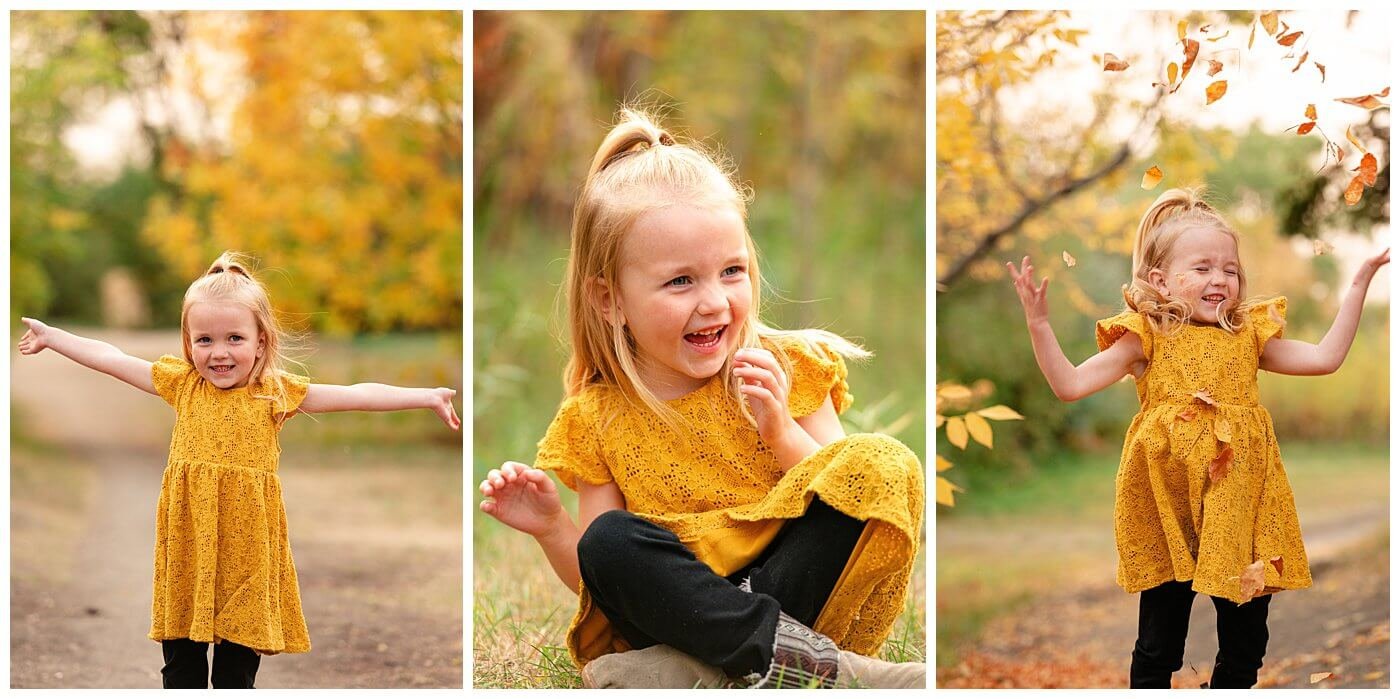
xmin=1356 ymin=152 xmax=1378 ymax=186
xmin=1209 ymin=445 xmax=1234 ymax=483
xmin=1277 ymin=30 xmax=1302 ymax=46
xmin=1346 ymin=125 xmax=1365 ymax=151
xmin=1294 ymin=122 xmax=1316 ymax=136
xmin=1292 ymin=50 xmax=1309 ymax=73
xmin=945 ymin=415 xmax=969 ymax=449
xmin=1336 ymin=89 xmax=1389 ymax=110
xmin=1167 ymin=62 xmax=1178 ymax=86
xmin=1194 ymin=389 xmax=1216 ymax=406
xmin=1248 ymin=18 xmax=1257 ymax=49
xmin=1214 ymin=417 xmax=1232 ymax=443
xmin=1260 ymin=11 xmax=1278 ymax=36
xmin=1177 ymin=406 xmax=1198 ymax=422
xmin=936 ymin=476 xmax=963 ymax=507
xmin=1206 ymin=80 xmax=1228 ymax=105
xmin=976 ymin=405 xmax=1025 ymax=421
xmin=1344 ymin=175 xmax=1366 ymax=206
xmin=1181 ymin=39 xmax=1200 ymax=80
xmin=1310 ymin=672 xmax=1334 ymax=684
xmin=1304 ymin=103 xmax=1317 ymax=120
xmin=1240 ymin=559 xmax=1267 ymax=599
xmin=1177 ymin=19 xmax=1187 ymax=41
xmin=1270 ymin=555 xmax=1284 ymax=575
xmin=1142 ymin=165 xmax=1164 ymax=190
xmin=1207 ymin=31 xmax=1230 ymax=43
xmin=1313 ymin=239 xmax=1335 ymax=256
xmin=936 ymin=455 xmax=953 ymax=473
xmin=964 ymin=411 xmax=994 ymax=449
xmin=1102 ymin=53 xmax=1129 ymax=71
xmin=1315 ymin=62 xmax=1326 ymax=82
xmin=1207 ymin=59 xmax=1224 ymax=76
xmin=1062 ymin=250 xmax=1077 ymax=268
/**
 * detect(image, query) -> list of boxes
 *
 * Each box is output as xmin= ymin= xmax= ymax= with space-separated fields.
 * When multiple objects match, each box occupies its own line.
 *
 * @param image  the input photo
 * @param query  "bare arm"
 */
xmin=300 ymin=383 xmax=460 ymax=429
xmin=1008 ymin=258 xmax=1146 ymax=402
xmin=17 ymin=318 xmax=156 ymax=395
xmin=1261 ymin=248 xmax=1389 ymax=376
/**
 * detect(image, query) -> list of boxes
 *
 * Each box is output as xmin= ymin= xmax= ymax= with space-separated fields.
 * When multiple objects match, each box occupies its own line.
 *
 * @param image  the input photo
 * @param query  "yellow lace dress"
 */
xmin=1096 ymin=297 xmax=1311 ymax=604
xmin=536 ymin=335 xmax=925 ymax=668
xmin=148 ymin=355 xmax=312 ymax=654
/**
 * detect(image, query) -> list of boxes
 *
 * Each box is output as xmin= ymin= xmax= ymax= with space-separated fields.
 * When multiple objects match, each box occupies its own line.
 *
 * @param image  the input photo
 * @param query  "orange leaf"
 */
xmin=945 ymin=416 xmax=969 ymax=449
xmin=1270 ymin=555 xmax=1284 ymax=576
xmin=1062 ymin=250 xmax=1077 ymax=268
xmin=1315 ymin=62 xmax=1326 ymax=82
xmin=1291 ymin=50 xmax=1309 ymax=73
xmin=1167 ymin=62 xmax=1178 ymax=86
xmin=964 ymin=411 xmax=994 ymax=449
xmin=936 ymin=476 xmax=963 ymax=506
xmin=976 ymin=405 xmax=1025 ymax=421
xmin=1208 ymin=445 xmax=1234 ymax=483
xmin=1193 ymin=389 xmax=1216 ymax=406
xmin=1304 ymin=103 xmax=1317 ymax=120
xmin=1346 ymin=125 xmax=1365 ymax=151
xmin=1141 ymin=165 xmax=1164 ymax=190
xmin=1294 ymin=121 xmax=1316 ymax=136
xmin=1102 ymin=53 xmax=1129 ymax=71
xmin=1207 ymin=59 xmax=1224 ymax=76
xmin=1336 ymin=89 xmax=1388 ymax=110
xmin=1214 ymin=417 xmax=1232 ymax=443
xmin=1343 ymin=176 xmax=1365 ymax=206
xmin=1260 ymin=12 xmax=1278 ymax=35
xmin=1356 ymin=153 xmax=1378 ymax=187
xmin=1177 ymin=406 xmax=1198 ymax=422
xmin=1310 ymin=672 xmax=1334 ymax=684
xmin=1277 ymin=30 xmax=1302 ymax=46
xmin=1240 ymin=559 xmax=1267 ymax=599
xmin=1248 ymin=19 xmax=1257 ymax=49
xmin=1180 ymin=39 xmax=1200 ymax=81
xmin=1206 ymin=30 xmax=1229 ymax=43
xmin=1205 ymin=80 xmax=1228 ymax=105
xmin=1177 ymin=19 xmax=1187 ymax=41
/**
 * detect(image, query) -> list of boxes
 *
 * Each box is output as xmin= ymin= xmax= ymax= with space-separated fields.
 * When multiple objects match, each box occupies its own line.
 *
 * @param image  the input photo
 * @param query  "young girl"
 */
xmin=1007 ymin=188 xmax=1389 ymax=688
xmin=18 ymin=252 xmax=460 ymax=689
xmin=478 ymin=108 xmax=925 ymax=689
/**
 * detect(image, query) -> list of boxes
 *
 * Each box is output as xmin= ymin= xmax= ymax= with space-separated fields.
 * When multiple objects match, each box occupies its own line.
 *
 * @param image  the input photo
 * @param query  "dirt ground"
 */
xmin=10 ymin=330 xmax=463 ymax=688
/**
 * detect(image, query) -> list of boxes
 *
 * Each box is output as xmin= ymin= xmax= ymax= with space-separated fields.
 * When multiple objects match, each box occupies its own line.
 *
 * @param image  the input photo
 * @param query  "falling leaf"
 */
xmin=936 ymin=476 xmax=963 ymax=506
xmin=1180 ymin=40 xmax=1200 ymax=81
xmin=1062 ymin=250 xmax=1077 ymax=268
xmin=1199 ymin=24 xmax=1212 ymax=33
xmin=1240 ymin=559 xmax=1267 ymax=599
xmin=1346 ymin=125 xmax=1365 ymax=151
xmin=1293 ymin=122 xmax=1316 ymax=135
xmin=1167 ymin=62 xmax=1179 ymax=85
xmin=1177 ymin=406 xmax=1198 ymax=422
xmin=1206 ymin=31 xmax=1230 ymax=42
xmin=945 ymin=416 xmax=969 ymax=449
xmin=1304 ymin=104 xmax=1317 ymax=120
xmin=977 ymin=405 xmax=1025 ymax=421
xmin=1214 ymin=418 xmax=1232 ymax=443
xmin=1336 ymin=88 xmax=1389 ymax=110
xmin=1356 ymin=153 xmax=1378 ymax=186
xmin=1206 ymin=80 xmax=1228 ymax=105
xmin=1310 ymin=673 xmax=1334 ymax=684
xmin=1260 ymin=11 xmax=1279 ymax=36
xmin=1207 ymin=59 xmax=1224 ymax=76
xmin=1248 ymin=19 xmax=1257 ymax=49
xmin=1102 ymin=53 xmax=1129 ymax=71
xmin=1194 ymin=389 xmax=1216 ymax=406
xmin=936 ymin=455 xmax=953 ymax=472
xmin=1208 ymin=445 xmax=1234 ymax=483
xmin=1141 ymin=165 xmax=1164 ymax=190
xmin=1277 ymin=30 xmax=1302 ymax=46
xmin=1343 ymin=176 xmax=1365 ymax=206
xmin=1315 ymin=62 xmax=1326 ymax=82
xmin=964 ymin=411 xmax=994 ymax=448
xmin=1291 ymin=51 xmax=1309 ymax=73
xmin=1270 ymin=556 xmax=1284 ymax=575
xmin=1177 ymin=20 xmax=1187 ymax=41
xmin=1313 ymin=239 xmax=1334 ymax=256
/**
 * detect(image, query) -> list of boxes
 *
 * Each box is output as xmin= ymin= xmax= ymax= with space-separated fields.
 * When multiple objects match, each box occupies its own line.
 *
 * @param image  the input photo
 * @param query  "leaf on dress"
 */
xmin=1063 ymin=250 xmax=1077 ymax=268
xmin=977 ymin=405 xmax=1025 ymax=421
xmin=1208 ymin=445 xmax=1234 ymax=483
xmin=1240 ymin=558 xmax=1267 ymax=599
xmin=1177 ymin=406 xmax=1198 ymax=422
xmin=1270 ymin=555 xmax=1284 ymax=576
xmin=1214 ymin=418 xmax=1232 ymax=443
xmin=964 ymin=411 xmax=994 ymax=449
xmin=1206 ymin=80 xmax=1228 ymax=105
xmin=1142 ymin=165 xmax=1164 ymax=189
xmin=946 ymin=416 xmax=969 ymax=449
xmin=1102 ymin=53 xmax=1129 ymax=71
xmin=1193 ymin=389 xmax=1216 ymax=406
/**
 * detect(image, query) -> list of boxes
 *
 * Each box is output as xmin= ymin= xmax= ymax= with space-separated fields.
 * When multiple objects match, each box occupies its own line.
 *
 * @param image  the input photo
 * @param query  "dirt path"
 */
xmin=10 ymin=330 xmax=462 ymax=688
xmin=938 ymin=509 xmax=1389 ymax=689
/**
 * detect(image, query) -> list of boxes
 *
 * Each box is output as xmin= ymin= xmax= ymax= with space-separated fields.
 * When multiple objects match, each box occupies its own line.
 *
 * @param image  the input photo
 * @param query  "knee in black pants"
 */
xmin=1209 ymin=594 xmax=1270 ymax=689
xmin=212 ymin=640 xmax=261 ymax=689
xmin=577 ymin=509 xmax=646 ymax=577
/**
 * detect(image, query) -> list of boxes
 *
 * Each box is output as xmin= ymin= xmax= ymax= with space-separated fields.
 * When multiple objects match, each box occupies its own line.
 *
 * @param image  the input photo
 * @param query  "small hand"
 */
xmin=733 ymin=347 xmax=798 ymax=446
xmin=1006 ymin=256 xmax=1050 ymax=323
xmin=17 ymin=317 xmax=51 ymax=355
xmin=479 ymin=461 xmax=564 ymax=537
xmin=1355 ymin=247 xmax=1390 ymax=286
xmin=430 ymin=387 xmax=461 ymax=430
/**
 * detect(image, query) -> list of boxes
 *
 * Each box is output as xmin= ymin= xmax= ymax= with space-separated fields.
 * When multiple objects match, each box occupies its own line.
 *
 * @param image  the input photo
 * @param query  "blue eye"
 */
xmin=666 ymin=276 xmax=691 ymax=287
xmin=195 ymin=337 xmax=211 ymax=345
xmin=722 ymin=265 xmax=744 ymax=276
xmin=230 ymin=335 xmax=243 ymax=342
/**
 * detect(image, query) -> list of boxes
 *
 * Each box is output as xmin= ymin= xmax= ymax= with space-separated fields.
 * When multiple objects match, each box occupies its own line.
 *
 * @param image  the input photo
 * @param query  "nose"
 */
xmin=696 ymin=281 xmax=728 ymax=315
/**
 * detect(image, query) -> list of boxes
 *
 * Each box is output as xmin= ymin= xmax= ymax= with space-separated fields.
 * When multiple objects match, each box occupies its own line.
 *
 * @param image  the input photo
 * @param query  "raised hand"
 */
xmin=17 ymin=317 xmax=51 ymax=355
xmin=479 ymin=461 xmax=565 ymax=537
xmin=1354 ymin=247 xmax=1390 ymax=287
xmin=430 ymin=387 xmax=461 ymax=430
xmin=1006 ymin=256 xmax=1050 ymax=323
xmin=733 ymin=347 xmax=798 ymax=446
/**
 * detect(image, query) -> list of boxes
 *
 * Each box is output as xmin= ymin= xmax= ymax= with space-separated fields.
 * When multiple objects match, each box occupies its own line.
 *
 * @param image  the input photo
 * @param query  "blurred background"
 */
xmin=10 ymin=11 xmax=463 ymax=688
xmin=473 ymin=10 xmax=925 ymax=687
xmin=935 ymin=10 xmax=1389 ymax=688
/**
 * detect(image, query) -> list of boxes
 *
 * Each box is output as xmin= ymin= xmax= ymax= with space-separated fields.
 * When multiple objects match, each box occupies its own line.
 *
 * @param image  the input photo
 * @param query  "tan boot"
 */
xmin=581 ymin=644 xmax=736 ymax=689
xmin=750 ymin=611 xmax=926 ymax=689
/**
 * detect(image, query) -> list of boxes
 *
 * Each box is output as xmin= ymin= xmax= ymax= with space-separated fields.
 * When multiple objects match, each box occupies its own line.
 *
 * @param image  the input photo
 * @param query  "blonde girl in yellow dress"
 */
xmin=18 ymin=252 xmax=460 ymax=688
xmin=477 ymin=108 xmax=925 ymax=689
xmin=1007 ymin=187 xmax=1389 ymax=689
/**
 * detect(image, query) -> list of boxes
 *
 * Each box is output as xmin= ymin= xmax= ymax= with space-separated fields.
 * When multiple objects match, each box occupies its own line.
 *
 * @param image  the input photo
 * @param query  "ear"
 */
xmin=589 ymin=277 xmax=625 ymax=327
xmin=256 ymin=331 xmax=266 ymax=357
xmin=1146 ymin=268 xmax=1169 ymax=296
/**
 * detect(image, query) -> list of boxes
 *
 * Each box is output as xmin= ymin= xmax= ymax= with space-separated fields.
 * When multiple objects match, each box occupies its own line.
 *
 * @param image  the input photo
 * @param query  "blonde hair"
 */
xmin=563 ymin=106 xmax=867 ymax=427
xmin=181 ymin=251 xmax=303 ymax=414
xmin=1124 ymin=187 xmax=1258 ymax=334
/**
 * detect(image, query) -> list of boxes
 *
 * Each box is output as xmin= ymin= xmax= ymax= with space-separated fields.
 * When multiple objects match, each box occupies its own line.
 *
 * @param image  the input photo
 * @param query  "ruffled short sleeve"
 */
xmin=268 ymin=371 xmax=311 ymax=420
xmin=1248 ymin=296 xmax=1287 ymax=356
xmin=151 ymin=355 xmax=196 ymax=407
xmin=535 ymin=391 xmax=611 ymax=491
xmin=769 ymin=335 xmax=852 ymax=417
xmin=1096 ymin=310 xmax=1153 ymax=360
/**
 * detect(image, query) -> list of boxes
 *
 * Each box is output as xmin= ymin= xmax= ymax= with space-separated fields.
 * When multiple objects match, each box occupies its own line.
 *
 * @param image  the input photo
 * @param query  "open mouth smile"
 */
xmin=684 ymin=325 xmax=726 ymax=352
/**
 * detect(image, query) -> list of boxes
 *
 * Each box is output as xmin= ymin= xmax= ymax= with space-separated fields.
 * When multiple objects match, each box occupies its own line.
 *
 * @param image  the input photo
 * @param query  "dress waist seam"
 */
xmin=164 ymin=458 xmax=278 ymax=474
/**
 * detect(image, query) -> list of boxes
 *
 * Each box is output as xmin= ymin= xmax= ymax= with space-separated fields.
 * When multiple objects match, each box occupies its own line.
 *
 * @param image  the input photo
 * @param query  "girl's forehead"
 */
xmin=1170 ymin=226 xmax=1238 ymax=259
xmin=622 ymin=205 xmax=749 ymax=266
xmin=186 ymin=301 xmax=259 ymax=330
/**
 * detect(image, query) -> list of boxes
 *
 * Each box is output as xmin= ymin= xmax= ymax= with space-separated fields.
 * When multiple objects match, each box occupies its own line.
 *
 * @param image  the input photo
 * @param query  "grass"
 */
xmin=9 ymin=436 xmax=97 ymax=585
xmin=936 ymin=440 xmax=1388 ymax=668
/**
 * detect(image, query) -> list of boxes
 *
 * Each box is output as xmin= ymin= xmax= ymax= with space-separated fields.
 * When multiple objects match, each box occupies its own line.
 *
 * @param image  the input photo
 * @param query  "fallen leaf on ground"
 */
xmin=1206 ymin=80 xmax=1228 ymax=105
xmin=1063 ymin=251 xmax=1077 ymax=268
xmin=1364 ymin=671 xmax=1384 ymax=681
xmin=1142 ymin=166 xmax=1164 ymax=189
xmin=1310 ymin=672 xmax=1334 ymax=684
xmin=1209 ymin=445 xmax=1234 ymax=484
xmin=1102 ymin=53 xmax=1129 ymax=71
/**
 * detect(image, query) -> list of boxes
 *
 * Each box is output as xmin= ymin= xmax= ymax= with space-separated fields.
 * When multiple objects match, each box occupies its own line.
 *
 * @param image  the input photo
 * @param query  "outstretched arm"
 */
xmin=1261 ymin=248 xmax=1389 ymax=376
xmin=1007 ymin=258 xmax=1145 ymax=402
xmin=300 ymin=382 xmax=460 ymax=429
xmin=17 ymin=317 xmax=156 ymax=395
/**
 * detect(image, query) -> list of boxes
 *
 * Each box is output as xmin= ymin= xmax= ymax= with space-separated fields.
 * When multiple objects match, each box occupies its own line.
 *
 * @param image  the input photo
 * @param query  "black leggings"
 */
xmin=1129 ymin=580 xmax=1272 ymax=689
xmin=577 ymin=496 xmax=865 ymax=677
xmin=161 ymin=638 xmax=261 ymax=689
